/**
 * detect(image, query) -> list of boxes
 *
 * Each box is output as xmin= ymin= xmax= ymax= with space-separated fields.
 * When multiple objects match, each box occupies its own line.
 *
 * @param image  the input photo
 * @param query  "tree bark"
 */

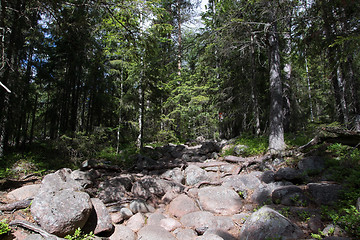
xmin=268 ymin=21 xmax=286 ymax=155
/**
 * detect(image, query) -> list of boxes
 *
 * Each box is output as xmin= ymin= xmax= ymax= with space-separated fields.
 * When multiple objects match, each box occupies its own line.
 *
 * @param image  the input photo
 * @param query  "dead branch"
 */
xmin=9 ymin=220 xmax=63 ymax=240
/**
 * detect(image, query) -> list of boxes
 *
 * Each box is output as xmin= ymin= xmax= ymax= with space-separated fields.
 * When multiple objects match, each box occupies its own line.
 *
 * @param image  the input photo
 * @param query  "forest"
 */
xmin=0 ymin=0 xmax=360 ymax=167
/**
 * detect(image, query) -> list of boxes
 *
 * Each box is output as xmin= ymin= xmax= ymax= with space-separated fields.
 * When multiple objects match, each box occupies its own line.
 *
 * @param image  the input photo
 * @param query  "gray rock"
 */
xmin=307 ymin=182 xmax=342 ymax=206
xmin=274 ymin=167 xmax=304 ymax=183
xmin=198 ymin=186 xmax=242 ymax=215
xmin=71 ymin=170 xmax=94 ymax=188
xmin=109 ymin=224 xmax=136 ymax=240
xmin=160 ymin=218 xmax=181 ymax=231
xmin=7 ymin=184 xmax=41 ymax=201
xmin=204 ymin=229 xmax=237 ymax=240
xmin=272 ymin=185 xmax=308 ymax=206
xmin=200 ymin=141 xmax=221 ymax=155
xmin=98 ymin=176 xmax=133 ymax=203
xmin=39 ymin=168 xmax=83 ymax=193
xmin=110 ymin=207 xmax=134 ymax=223
xmin=238 ymin=206 xmax=304 ymax=240
xmin=196 ymin=234 xmax=223 ymax=240
xmin=185 ymin=165 xmax=211 ymax=186
xmin=250 ymin=181 xmax=293 ymax=205
xmin=83 ymin=198 xmax=114 ymax=235
xmin=147 ymin=213 xmax=167 ymax=226
xmin=180 ymin=211 xmax=216 ymax=229
xmin=126 ymin=213 xmax=145 ymax=232
xmin=130 ymin=199 xmax=155 ymax=214
xmin=161 ymin=168 xmax=184 ymax=184
xmin=233 ymin=144 xmax=249 ymax=155
xmin=168 ymin=194 xmax=200 ymax=218
xmin=31 ymin=189 xmax=92 ymax=237
xmin=308 ymin=216 xmax=324 ymax=234
xmin=25 ymin=234 xmax=45 ymax=240
xmin=222 ymin=171 xmax=262 ymax=192
xmin=137 ymin=225 xmax=176 ymax=240
xmin=232 ymin=213 xmax=250 ymax=224
xmin=260 ymin=170 xmax=275 ymax=184
xmin=213 ymin=216 xmax=236 ymax=231
xmin=174 ymin=228 xmax=197 ymax=240
xmin=298 ymin=156 xmax=325 ymax=174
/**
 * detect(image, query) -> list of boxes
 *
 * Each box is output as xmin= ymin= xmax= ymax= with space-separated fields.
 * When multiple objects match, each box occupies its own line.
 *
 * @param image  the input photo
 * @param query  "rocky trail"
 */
xmin=0 ymin=140 xmax=354 ymax=240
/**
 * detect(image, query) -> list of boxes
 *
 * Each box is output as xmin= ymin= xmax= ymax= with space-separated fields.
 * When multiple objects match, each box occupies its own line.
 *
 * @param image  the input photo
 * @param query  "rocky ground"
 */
xmin=0 ymin=140 xmax=354 ymax=240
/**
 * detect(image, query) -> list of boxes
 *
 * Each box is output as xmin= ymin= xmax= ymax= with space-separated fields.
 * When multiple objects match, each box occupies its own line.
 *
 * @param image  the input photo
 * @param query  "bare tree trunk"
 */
xmin=250 ymin=34 xmax=260 ymax=135
xmin=177 ymin=0 xmax=182 ymax=76
xmin=305 ymin=54 xmax=314 ymax=122
xmin=268 ymin=21 xmax=286 ymax=155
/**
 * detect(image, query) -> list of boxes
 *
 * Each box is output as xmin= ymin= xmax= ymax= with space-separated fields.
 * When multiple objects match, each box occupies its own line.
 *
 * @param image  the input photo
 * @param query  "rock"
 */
xmin=213 ymin=216 xmax=236 ymax=231
xmin=222 ymin=171 xmax=262 ymax=192
xmin=238 ymin=206 xmax=304 ymax=240
xmin=323 ymin=237 xmax=351 ymax=240
xmin=274 ymin=167 xmax=304 ymax=183
xmin=322 ymin=224 xmax=345 ymax=237
xmin=25 ymin=234 xmax=45 ymax=240
xmin=168 ymin=194 xmax=200 ymax=218
xmin=160 ymin=218 xmax=181 ymax=231
xmin=137 ymin=225 xmax=176 ymax=240
xmin=147 ymin=213 xmax=167 ymax=226
xmin=161 ymin=168 xmax=184 ymax=184
xmin=307 ymin=182 xmax=342 ymax=206
xmin=39 ymin=168 xmax=83 ymax=193
xmin=132 ymin=177 xmax=184 ymax=202
xmin=308 ymin=216 xmax=324 ymax=234
xmin=126 ymin=213 xmax=145 ymax=232
xmin=71 ymin=170 xmax=94 ymax=188
xmin=180 ymin=211 xmax=216 ymax=229
xmin=109 ymin=225 xmax=136 ymax=240
xmin=200 ymin=141 xmax=221 ymax=155
xmin=98 ymin=176 xmax=133 ymax=203
xmin=232 ymin=213 xmax=250 ymax=224
xmin=233 ymin=144 xmax=249 ymax=155
xmin=83 ymin=198 xmax=114 ymax=235
xmin=184 ymin=165 xmax=211 ymax=186
xmin=259 ymin=171 xmax=275 ymax=184
xmin=198 ymin=186 xmax=242 ymax=215
xmin=196 ymin=234 xmax=223 ymax=240
xmin=130 ymin=199 xmax=155 ymax=214
xmin=204 ymin=229 xmax=237 ymax=240
xmin=7 ymin=184 xmax=41 ymax=201
xmin=174 ymin=228 xmax=197 ymax=240
xmin=110 ymin=207 xmax=133 ymax=223
xmin=298 ymin=156 xmax=325 ymax=174
xmin=31 ymin=189 xmax=92 ymax=237
xmin=272 ymin=185 xmax=308 ymax=206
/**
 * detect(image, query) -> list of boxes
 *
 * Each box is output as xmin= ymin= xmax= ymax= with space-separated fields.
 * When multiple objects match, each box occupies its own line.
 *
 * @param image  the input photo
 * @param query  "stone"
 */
xmin=180 ymin=211 xmax=216 ymax=229
xmin=272 ymin=185 xmax=308 ymax=206
xmin=126 ymin=213 xmax=145 ymax=232
xmin=298 ymin=156 xmax=325 ymax=174
xmin=39 ymin=168 xmax=83 ymax=193
xmin=109 ymin=225 xmax=136 ymax=240
xmin=31 ymin=189 xmax=92 ymax=237
xmin=98 ymin=176 xmax=133 ymax=203
xmin=233 ymin=144 xmax=249 ymax=155
xmin=130 ymin=199 xmax=155 ymax=214
xmin=7 ymin=184 xmax=41 ymax=201
xmin=137 ymin=225 xmax=176 ymax=240
xmin=161 ymin=168 xmax=185 ymax=184
xmin=184 ymin=165 xmax=211 ymax=186
xmin=213 ymin=216 xmax=235 ymax=231
xmin=232 ymin=213 xmax=250 ymax=224
xmin=174 ymin=228 xmax=197 ymax=240
xmin=83 ymin=198 xmax=114 ymax=235
xmin=160 ymin=218 xmax=181 ymax=231
xmin=238 ymin=206 xmax=304 ymax=240
xmin=25 ymin=234 xmax=45 ymax=240
xmin=168 ymin=194 xmax=200 ymax=218
xmin=203 ymin=229 xmax=237 ymax=240
xmin=70 ymin=170 xmax=94 ymax=188
xmin=308 ymin=216 xmax=324 ymax=234
xmin=198 ymin=186 xmax=242 ymax=215
xmin=147 ymin=213 xmax=167 ymax=226
xmin=260 ymin=170 xmax=275 ymax=184
xmin=307 ymin=182 xmax=342 ymax=206
xmin=222 ymin=172 xmax=261 ymax=192
xmin=196 ymin=234 xmax=223 ymax=240
xmin=274 ymin=167 xmax=304 ymax=183
xmin=200 ymin=141 xmax=221 ymax=155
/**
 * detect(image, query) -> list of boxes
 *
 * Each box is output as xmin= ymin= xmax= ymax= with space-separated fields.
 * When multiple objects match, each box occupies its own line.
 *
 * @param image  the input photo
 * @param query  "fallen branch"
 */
xmin=9 ymin=220 xmax=63 ymax=240
xmin=0 ymin=198 xmax=32 ymax=211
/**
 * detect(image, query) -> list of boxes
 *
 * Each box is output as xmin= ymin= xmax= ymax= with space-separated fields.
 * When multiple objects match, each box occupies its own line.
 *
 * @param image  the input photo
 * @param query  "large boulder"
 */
xmin=98 ymin=175 xmax=133 ymax=203
xmin=198 ymin=186 xmax=242 ymax=215
xmin=238 ymin=206 xmax=304 ymax=240
xmin=272 ymin=185 xmax=308 ymax=206
xmin=180 ymin=211 xmax=216 ymax=229
xmin=184 ymin=165 xmax=211 ymax=186
xmin=31 ymin=189 xmax=93 ymax=237
xmin=298 ymin=156 xmax=325 ymax=174
xmin=307 ymin=182 xmax=342 ymax=206
xmin=168 ymin=194 xmax=200 ymax=218
xmin=222 ymin=171 xmax=262 ymax=192
xmin=83 ymin=198 xmax=114 ymax=235
xmin=39 ymin=168 xmax=83 ymax=193
xmin=274 ymin=167 xmax=304 ymax=183
xmin=137 ymin=225 xmax=176 ymax=240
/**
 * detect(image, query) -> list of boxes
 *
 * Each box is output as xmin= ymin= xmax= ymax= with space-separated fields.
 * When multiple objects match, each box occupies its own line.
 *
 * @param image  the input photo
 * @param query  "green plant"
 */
xmin=297 ymin=211 xmax=311 ymax=222
xmin=311 ymin=232 xmax=323 ymax=240
xmin=64 ymin=228 xmax=94 ymax=240
xmin=0 ymin=219 xmax=11 ymax=235
xmin=280 ymin=207 xmax=290 ymax=218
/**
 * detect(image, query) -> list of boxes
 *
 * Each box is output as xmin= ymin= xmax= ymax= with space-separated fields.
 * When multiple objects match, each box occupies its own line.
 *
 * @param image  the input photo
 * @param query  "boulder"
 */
xmin=7 ymin=184 xmax=41 ymax=201
xmin=233 ymin=145 xmax=249 ymax=155
xmin=70 ymin=170 xmax=94 ymax=188
xmin=307 ymin=182 xmax=342 ymax=206
xmin=274 ymin=167 xmax=304 ymax=183
xmin=160 ymin=218 xmax=181 ymax=231
xmin=198 ymin=186 xmax=242 ymax=215
xmin=161 ymin=168 xmax=184 ymax=184
xmin=168 ymin=194 xmax=200 ymax=218
xmin=184 ymin=165 xmax=211 ymax=186
xmin=203 ymin=229 xmax=237 ymax=240
xmin=126 ymin=213 xmax=145 ymax=232
xmin=31 ymin=189 xmax=92 ymax=237
xmin=137 ymin=225 xmax=176 ymax=240
xmin=238 ymin=206 xmax=304 ymax=240
xmin=39 ymin=168 xmax=83 ymax=193
xmin=272 ymin=185 xmax=308 ymax=206
xmin=180 ymin=211 xmax=216 ymax=229
xmin=129 ymin=199 xmax=155 ymax=214
xmin=174 ymin=228 xmax=197 ymax=240
xmin=109 ymin=225 xmax=136 ymax=240
xmin=222 ymin=171 xmax=262 ymax=192
xmin=98 ymin=176 xmax=133 ymax=203
xmin=83 ymin=198 xmax=114 ymax=235
xmin=259 ymin=170 xmax=275 ymax=184
xmin=147 ymin=213 xmax=167 ymax=226
xmin=200 ymin=141 xmax=221 ymax=155
xmin=298 ymin=156 xmax=325 ymax=174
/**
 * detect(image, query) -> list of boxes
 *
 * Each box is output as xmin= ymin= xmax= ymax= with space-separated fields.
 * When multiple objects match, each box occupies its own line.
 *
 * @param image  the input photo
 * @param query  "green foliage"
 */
xmin=229 ymin=134 xmax=268 ymax=157
xmin=64 ymin=228 xmax=94 ymax=240
xmin=0 ymin=219 xmax=11 ymax=235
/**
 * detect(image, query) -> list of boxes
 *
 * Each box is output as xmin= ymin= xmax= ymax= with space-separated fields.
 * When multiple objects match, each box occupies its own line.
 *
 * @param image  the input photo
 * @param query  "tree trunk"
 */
xmin=177 ymin=0 xmax=182 ymax=76
xmin=268 ymin=21 xmax=286 ymax=155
